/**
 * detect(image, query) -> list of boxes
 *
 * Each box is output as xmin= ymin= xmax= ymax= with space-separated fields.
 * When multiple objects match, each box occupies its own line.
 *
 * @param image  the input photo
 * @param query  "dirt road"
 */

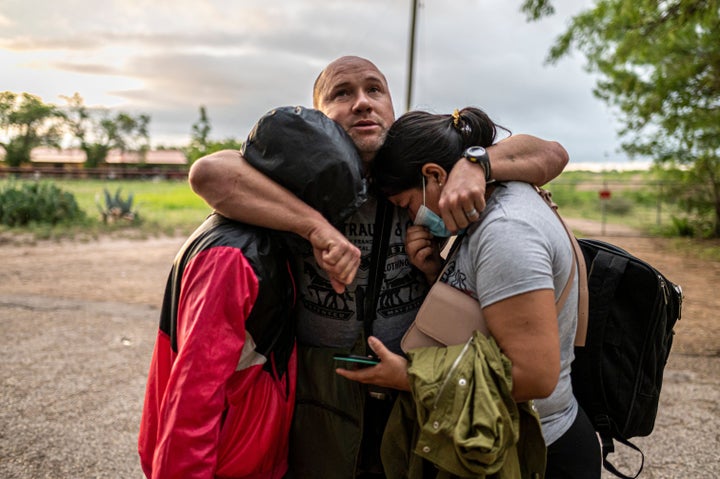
xmin=0 ymin=224 xmax=718 ymax=478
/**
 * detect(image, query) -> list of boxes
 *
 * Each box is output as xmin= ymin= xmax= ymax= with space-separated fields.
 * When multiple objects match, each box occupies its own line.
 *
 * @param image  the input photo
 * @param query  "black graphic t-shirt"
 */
xmin=294 ymin=196 xmax=429 ymax=354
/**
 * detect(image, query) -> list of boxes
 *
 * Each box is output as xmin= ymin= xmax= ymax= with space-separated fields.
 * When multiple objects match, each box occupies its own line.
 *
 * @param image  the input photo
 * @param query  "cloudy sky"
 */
xmin=1 ymin=0 xmax=638 ymax=166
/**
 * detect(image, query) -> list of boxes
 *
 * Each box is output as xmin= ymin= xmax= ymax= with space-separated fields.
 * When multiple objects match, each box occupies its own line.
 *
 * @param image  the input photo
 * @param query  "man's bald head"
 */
xmin=311 ymin=56 xmax=395 ymax=164
xmin=313 ymin=56 xmax=389 ymax=109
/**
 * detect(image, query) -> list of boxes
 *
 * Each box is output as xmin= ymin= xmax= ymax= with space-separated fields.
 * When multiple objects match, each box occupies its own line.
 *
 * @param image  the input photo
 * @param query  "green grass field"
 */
xmin=0 ymin=170 xmax=685 ymax=237
xmin=0 ymin=178 xmax=212 ymax=240
xmin=2 ymin=171 xmax=719 ymax=260
xmin=63 ymin=178 xmax=212 ymax=228
xmin=545 ymin=170 xmax=682 ymax=233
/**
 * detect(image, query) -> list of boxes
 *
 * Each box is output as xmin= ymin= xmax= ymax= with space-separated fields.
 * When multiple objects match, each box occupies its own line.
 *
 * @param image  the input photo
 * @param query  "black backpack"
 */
xmin=571 ymin=238 xmax=683 ymax=479
xmin=538 ymin=188 xmax=684 ymax=478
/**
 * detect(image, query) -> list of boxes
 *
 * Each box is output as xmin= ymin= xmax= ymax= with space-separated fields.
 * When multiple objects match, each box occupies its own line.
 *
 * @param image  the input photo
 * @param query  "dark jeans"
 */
xmin=546 ymin=406 xmax=601 ymax=479
xmin=357 ymin=393 xmax=395 ymax=478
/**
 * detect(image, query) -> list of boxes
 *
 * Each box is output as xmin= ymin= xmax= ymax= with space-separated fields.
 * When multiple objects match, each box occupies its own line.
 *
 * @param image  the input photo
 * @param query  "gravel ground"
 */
xmin=0 ymin=229 xmax=718 ymax=478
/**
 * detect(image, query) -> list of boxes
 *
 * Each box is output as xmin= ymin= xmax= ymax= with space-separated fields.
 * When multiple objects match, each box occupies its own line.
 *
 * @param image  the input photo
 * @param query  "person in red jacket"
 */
xmin=138 ymin=106 xmax=366 ymax=478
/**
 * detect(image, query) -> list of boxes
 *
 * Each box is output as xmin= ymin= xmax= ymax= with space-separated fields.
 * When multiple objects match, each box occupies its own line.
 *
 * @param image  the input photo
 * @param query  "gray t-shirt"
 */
xmin=443 ymin=181 xmax=579 ymax=445
xmin=294 ymin=195 xmax=429 ymax=354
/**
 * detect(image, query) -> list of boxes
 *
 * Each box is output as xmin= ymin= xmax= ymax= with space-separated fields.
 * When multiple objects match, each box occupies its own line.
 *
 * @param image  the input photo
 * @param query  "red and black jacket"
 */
xmin=139 ymin=214 xmax=296 ymax=479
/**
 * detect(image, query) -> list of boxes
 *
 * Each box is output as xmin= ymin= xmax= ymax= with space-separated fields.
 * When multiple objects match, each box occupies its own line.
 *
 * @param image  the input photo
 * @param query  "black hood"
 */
xmin=243 ymin=106 xmax=367 ymax=227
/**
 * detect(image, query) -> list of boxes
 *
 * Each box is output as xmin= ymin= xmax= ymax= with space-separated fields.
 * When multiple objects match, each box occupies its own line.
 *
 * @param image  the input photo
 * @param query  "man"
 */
xmin=139 ymin=106 xmax=365 ymax=478
xmin=189 ymin=56 xmax=568 ymax=477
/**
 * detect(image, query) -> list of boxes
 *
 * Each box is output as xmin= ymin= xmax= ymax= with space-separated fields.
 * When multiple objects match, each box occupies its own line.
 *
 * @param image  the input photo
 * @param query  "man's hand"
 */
xmin=405 ymin=225 xmax=442 ymax=283
xmin=335 ymin=336 xmax=411 ymax=391
xmin=439 ymin=159 xmax=487 ymax=232
xmin=308 ymin=222 xmax=361 ymax=294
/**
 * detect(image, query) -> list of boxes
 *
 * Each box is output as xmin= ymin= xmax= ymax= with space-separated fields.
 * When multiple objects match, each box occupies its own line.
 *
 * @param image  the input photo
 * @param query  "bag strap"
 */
xmin=536 ymin=187 xmax=589 ymax=347
xmin=555 ymin=248 xmax=576 ymax=314
xmin=362 ymin=196 xmax=395 ymax=351
xmin=602 ymin=432 xmax=645 ymax=479
xmin=436 ymin=231 xmax=466 ymax=278
xmin=437 ymin=226 xmax=575 ymax=313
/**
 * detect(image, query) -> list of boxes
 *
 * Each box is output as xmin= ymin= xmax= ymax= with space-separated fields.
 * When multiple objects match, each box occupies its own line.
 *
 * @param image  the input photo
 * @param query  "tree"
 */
xmin=521 ymin=0 xmax=555 ymax=20
xmin=185 ymin=106 xmax=242 ymax=163
xmin=0 ymin=92 xmax=65 ymax=167
xmin=191 ymin=105 xmax=212 ymax=151
xmin=524 ymin=0 xmax=720 ymax=237
xmin=62 ymin=93 xmax=151 ymax=168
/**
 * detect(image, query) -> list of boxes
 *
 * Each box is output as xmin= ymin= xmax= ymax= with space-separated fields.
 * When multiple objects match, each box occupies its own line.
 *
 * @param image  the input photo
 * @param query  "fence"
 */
xmin=0 ymin=168 xmax=688 ymax=237
xmin=543 ymin=178 xmax=683 ymax=237
xmin=0 ymin=166 xmax=188 ymax=181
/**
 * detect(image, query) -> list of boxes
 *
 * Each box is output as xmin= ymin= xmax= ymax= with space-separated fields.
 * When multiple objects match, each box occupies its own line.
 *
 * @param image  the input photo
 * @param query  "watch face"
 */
xmin=466 ymin=146 xmax=486 ymax=157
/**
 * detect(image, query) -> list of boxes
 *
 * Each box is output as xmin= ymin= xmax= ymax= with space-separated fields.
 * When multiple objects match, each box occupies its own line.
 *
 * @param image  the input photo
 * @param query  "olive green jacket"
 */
xmin=381 ymin=332 xmax=546 ymax=479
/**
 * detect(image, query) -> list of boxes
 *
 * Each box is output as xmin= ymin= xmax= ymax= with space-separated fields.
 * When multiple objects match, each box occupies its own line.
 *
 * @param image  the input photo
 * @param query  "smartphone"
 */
xmin=333 ymin=353 xmax=380 ymax=367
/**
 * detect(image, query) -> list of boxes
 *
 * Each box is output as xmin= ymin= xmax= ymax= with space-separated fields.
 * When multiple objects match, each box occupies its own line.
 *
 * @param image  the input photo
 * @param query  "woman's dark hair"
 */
xmin=372 ymin=107 xmax=509 ymax=196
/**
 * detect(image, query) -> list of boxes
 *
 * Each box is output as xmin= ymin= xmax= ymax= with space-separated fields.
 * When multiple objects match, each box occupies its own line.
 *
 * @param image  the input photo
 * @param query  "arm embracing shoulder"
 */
xmin=487 ymin=134 xmax=568 ymax=186
xmin=189 ymin=150 xmax=361 ymax=293
xmin=189 ymin=149 xmax=327 ymax=239
xmin=439 ymin=135 xmax=567 ymax=231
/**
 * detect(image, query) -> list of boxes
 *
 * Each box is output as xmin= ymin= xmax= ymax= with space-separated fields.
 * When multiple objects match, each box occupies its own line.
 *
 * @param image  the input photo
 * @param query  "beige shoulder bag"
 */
xmin=401 ymin=190 xmax=587 ymax=354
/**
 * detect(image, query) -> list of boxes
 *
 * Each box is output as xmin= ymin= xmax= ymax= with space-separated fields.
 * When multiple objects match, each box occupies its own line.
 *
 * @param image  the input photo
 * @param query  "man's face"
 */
xmin=314 ymin=58 xmax=395 ymax=164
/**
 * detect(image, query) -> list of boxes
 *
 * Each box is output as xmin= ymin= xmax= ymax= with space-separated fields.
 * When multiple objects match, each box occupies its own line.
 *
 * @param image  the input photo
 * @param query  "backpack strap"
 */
xmin=536 ymin=187 xmax=589 ymax=346
xmin=362 ymin=196 xmax=395 ymax=352
xmin=601 ymin=432 xmax=645 ymax=479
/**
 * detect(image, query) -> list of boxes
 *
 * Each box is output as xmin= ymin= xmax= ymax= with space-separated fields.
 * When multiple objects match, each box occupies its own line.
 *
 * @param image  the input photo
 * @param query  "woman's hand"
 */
xmin=405 ymin=225 xmax=442 ymax=283
xmin=335 ymin=336 xmax=411 ymax=391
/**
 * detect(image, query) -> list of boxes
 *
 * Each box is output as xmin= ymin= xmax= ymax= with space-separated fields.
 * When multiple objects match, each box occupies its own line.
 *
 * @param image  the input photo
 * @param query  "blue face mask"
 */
xmin=414 ymin=177 xmax=456 ymax=237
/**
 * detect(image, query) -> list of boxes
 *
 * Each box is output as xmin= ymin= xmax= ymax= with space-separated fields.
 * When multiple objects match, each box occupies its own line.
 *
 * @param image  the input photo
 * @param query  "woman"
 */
xmin=338 ymin=107 xmax=600 ymax=478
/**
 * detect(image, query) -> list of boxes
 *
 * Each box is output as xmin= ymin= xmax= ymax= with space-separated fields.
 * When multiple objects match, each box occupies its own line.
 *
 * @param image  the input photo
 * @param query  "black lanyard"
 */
xmin=362 ymin=197 xmax=394 ymax=351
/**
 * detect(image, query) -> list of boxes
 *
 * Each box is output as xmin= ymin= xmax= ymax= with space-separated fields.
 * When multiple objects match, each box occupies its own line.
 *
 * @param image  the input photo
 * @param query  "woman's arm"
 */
xmin=335 ymin=289 xmax=561 ymax=402
xmin=334 ymin=336 xmax=411 ymax=391
xmin=483 ymin=289 xmax=561 ymax=402
xmin=439 ymin=135 xmax=568 ymax=231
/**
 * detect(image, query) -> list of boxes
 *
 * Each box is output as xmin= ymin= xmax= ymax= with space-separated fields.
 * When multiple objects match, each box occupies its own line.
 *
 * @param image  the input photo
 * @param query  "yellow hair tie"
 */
xmin=452 ymin=109 xmax=461 ymax=127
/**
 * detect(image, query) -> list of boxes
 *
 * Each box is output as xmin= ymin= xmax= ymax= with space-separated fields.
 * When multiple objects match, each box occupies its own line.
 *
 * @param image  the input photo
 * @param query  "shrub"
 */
xmin=96 ymin=187 xmax=140 ymax=224
xmin=603 ymin=197 xmax=634 ymax=215
xmin=0 ymin=180 xmax=86 ymax=226
xmin=666 ymin=216 xmax=696 ymax=237
xmin=663 ymin=215 xmax=717 ymax=239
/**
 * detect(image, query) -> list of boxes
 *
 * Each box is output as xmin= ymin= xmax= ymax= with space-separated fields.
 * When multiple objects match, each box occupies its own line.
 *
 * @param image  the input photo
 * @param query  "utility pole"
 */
xmin=405 ymin=0 xmax=419 ymax=112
